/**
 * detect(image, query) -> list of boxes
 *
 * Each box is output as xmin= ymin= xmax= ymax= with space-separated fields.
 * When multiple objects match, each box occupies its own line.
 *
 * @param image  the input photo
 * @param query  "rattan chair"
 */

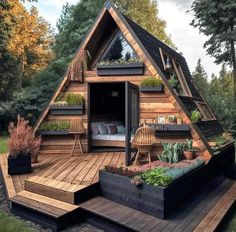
xmin=131 ymin=126 xmax=157 ymax=166
xmin=69 ymin=119 xmax=85 ymax=156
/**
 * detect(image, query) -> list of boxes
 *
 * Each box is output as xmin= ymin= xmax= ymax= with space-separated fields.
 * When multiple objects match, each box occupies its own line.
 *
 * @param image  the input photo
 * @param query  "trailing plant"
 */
xmin=97 ymin=57 xmax=141 ymax=66
xmin=39 ymin=121 xmax=70 ymax=131
xmin=140 ymin=168 xmax=173 ymax=187
xmin=190 ymin=110 xmax=201 ymax=123
xmin=158 ymin=142 xmax=184 ymax=163
xmin=140 ymin=76 xmax=163 ymax=88
xmin=8 ymin=115 xmax=41 ymax=158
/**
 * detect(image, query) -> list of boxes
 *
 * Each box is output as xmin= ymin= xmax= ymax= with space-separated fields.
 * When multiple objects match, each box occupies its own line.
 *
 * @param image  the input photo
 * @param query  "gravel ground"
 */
xmin=0 ymin=178 xmax=103 ymax=232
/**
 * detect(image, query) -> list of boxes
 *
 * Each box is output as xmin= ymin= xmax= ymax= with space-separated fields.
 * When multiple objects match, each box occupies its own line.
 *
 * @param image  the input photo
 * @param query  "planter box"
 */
xmin=8 ymin=154 xmax=32 ymax=175
xmin=147 ymin=123 xmax=190 ymax=136
xmin=99 ymin=165 xmax=208 ymax=219
xmin=139 ymin=86 xmax=163 ymax=93
xmin=49 ymin=105 xmax=84 ymax=115
xmin=97 ymin=63 xmax=144 ymax=76
xmin=38 ymin=130 xmax=69 ymax=136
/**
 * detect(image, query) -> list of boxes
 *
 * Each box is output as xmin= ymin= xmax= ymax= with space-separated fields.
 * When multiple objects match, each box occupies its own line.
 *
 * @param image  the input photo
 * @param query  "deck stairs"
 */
xmin=10 ymin=175 xmax=99 ymax=231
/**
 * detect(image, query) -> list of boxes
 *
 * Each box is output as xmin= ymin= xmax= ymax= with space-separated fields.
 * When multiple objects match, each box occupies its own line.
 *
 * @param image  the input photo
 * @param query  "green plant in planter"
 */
xmin=140 ymin=76 xmax=163 ymax=88
xmin=64 ymin=93 xmax=85 ymax=106
xmin=158 ymin=142 xmax=184 ymax=163
xmin=140 ymin=167 xmax=173 ymax=187
xmin=190 ymin=110 xmax=201 ymax=123
xmin=97 ymin=57 xmax=140 ymax=66
xmin=39 ymin=121 xmax=70 ymax=131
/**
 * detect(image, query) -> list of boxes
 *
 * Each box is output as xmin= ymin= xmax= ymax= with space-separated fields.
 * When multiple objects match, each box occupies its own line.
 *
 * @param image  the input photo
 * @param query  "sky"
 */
xmin=24 ymin=0 xmax=221 ymax=78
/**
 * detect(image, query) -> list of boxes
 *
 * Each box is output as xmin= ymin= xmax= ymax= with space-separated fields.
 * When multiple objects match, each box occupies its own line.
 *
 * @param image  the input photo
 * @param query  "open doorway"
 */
xmin=89 ymin=82 xmax=126 ymax=150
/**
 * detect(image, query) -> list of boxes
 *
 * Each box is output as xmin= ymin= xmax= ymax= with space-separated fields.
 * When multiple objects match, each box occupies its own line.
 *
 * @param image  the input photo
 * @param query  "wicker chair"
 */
xmin=131 ymin=126 xmax=157 ymax=166
xmin=69 ymin=119 xmax=85 ymax=156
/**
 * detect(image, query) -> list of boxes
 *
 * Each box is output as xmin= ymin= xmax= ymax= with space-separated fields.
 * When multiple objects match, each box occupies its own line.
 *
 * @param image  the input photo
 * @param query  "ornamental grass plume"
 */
xmin=8 ymin=115 xmax=41 ymax=159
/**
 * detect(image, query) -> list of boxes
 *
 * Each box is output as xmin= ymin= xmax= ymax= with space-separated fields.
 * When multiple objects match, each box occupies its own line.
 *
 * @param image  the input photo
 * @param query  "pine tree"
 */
xmin=192 ymin=59 xmax=209 ymax=98
xmin=191 ymin=0 xmax=236 ymax=101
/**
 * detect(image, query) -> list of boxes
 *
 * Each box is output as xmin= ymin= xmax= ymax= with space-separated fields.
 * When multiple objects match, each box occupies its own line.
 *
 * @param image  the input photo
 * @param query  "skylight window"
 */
xmin=195 ymin=101 xmax=216 ymax=121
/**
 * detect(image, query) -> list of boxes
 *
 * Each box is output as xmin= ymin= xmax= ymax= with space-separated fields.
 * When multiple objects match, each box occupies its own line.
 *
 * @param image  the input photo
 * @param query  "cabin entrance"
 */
xmin=88 ymin=82 xmax=139 ymax=165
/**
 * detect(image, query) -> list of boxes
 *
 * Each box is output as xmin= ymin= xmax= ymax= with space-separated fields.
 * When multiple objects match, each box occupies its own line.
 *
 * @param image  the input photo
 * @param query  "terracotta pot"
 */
xmin=183 ymin=151 xmax=194 ymax=160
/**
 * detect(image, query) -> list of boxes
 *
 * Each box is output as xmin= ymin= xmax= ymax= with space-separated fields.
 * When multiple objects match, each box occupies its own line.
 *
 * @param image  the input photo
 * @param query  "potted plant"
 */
xmin=168 ymin=74 xmax=182 ymax=94
xmin=38 ymin=121 xmax=70 ymax=135
xmin=8 ymin=115 xmax=41 ymax=175
xmin=139 ymin=76 xmax=163 ymax=92
xmin=183 ymin=139 xmax=195 ymax=160
xmin=50 ymin=93 xmax=85 ymax=115
xmin=168 ymin=115 xmax=177 ymax=124
xmin=190 ymin=110 xmax=201 ymax=123
xmin=177 ymin=115 xmax=183 ymax=125
xmin=97 ymin=58 xmax=144 ymax=76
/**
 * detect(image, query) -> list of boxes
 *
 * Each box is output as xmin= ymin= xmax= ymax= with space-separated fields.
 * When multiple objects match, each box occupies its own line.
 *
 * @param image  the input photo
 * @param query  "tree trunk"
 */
xmin=230 ymin=37 xmax=236 ymax=104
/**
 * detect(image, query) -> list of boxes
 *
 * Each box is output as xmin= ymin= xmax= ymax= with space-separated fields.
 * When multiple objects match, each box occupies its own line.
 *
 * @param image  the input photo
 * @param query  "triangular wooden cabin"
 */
xmin=35 ymin=1 xmax=234 ymax=166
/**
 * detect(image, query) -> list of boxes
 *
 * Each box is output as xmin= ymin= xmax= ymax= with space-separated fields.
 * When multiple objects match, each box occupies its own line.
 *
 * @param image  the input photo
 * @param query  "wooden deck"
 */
xmin=0 ymin=152 xmax=125 ymax=195
xmin=0 ymin=152 xmax=236 ymax=231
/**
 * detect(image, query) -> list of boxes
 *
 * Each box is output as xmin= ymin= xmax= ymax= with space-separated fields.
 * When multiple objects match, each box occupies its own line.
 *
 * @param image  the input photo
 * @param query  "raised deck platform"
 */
xmin=1 ymin=152 xmax=236 ymax=232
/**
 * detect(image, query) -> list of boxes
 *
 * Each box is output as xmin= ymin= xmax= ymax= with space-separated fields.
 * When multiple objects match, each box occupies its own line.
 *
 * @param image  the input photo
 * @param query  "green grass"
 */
xmin=0 ymin=136 xmax=8 ymax=154
xmin=0 ymin=211 xmax=34 ymax=232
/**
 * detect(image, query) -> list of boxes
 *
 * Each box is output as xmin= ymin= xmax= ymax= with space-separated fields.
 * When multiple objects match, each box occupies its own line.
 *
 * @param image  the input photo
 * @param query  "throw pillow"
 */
xmin=117 ymin=125 xmax=125 ymax=134
xmin=107 ymin=124 xmax=117 ymax=134
xmin=91 ymin=126 xmax=99 ymax=135
xmin=97 ymin=123 xmax=108 ymax=135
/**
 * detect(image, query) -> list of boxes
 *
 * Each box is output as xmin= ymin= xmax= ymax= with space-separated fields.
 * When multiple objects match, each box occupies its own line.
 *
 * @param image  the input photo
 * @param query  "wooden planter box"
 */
xmin=139 ymin=85 xmax=163 ymax=93
xmin=99 ymin=165 xmax=208 ymax=219
xmin=8 ymin=154 xmax=32 ymax=175
xmin=97 ymin=63 xmax=144 ymax=76
xmin=38 ymin=130 xmax=69 ymax=136
xmin=49 ymin=105 xmax=84 ymax=115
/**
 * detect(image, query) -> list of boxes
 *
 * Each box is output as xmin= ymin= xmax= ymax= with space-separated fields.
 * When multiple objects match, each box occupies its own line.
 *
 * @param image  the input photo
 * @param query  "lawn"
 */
xmin=0 ymin=212 xmax=34 ymax=232
xmin=0 ymin=136 xmax=8 ymax=154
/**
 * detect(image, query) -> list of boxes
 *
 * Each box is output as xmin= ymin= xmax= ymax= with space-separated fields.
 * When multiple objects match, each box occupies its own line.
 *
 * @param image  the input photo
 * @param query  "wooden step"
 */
xmin=10 ymin=190 xmax=80 ymax=231
xmin=80 ymin=196 xmax=161 ymax=232
xmin=25 ymin=176 xmax=86 ymax=204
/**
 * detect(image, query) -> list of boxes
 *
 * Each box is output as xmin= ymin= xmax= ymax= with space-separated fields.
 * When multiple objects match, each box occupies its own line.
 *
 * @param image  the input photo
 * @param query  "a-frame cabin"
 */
xmin=34 ymin=1 xmax=234 ymax=166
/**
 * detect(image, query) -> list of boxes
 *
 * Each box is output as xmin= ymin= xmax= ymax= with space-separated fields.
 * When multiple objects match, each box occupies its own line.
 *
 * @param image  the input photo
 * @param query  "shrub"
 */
xmin=140 ymin=168 xmax=173 ymax=187
xmin=39 ymin=121 xmax=70 ymax=131
xmin=168 ymin=74 xmax=182 ymax=93
xmin=190 ymin=110 xmax=201 ymax=123
xmin=140 ymin=76 xmax=163 ymax=88
xmin=64 ymin=93 xmax=85 ymax=105
xmin=8 ymin=115 xmax=41 ymax=158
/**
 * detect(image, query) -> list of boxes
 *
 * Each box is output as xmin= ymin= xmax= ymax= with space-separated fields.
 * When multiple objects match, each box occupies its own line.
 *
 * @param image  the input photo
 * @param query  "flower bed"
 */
xmin=99 ymin=158 xmax=207 ymax=219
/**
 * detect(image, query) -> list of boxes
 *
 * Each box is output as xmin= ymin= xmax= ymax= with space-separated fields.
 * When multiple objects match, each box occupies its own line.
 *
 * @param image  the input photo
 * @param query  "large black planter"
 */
xmin=8 ymin=154 xmax=32 ymax=175
xmin=99 ymin=165 xmax=209 ymax=219
xmin=97 ymin=63 xmax=144 ymax=76
xmin=49 ymin=105 xmax=84 ymax=115
xmin=139 ymin=85 xmax=163 ymax=93
xmin=38 ymin=130 xmax=69 ymax=136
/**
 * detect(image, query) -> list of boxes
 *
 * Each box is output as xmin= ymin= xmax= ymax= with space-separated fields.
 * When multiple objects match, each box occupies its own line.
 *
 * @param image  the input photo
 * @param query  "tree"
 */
xmin=191 ymin=0 xmax=236 ymax=101
xmin=192 ymin=59 xmax=209 ymax=98
xmin=7 ymin=0 xmax=54 ymax=86
xmin=0 ymin=1 xmax=18 ymax=100
xmin=55 ymin=0 xmax=174 ymax=59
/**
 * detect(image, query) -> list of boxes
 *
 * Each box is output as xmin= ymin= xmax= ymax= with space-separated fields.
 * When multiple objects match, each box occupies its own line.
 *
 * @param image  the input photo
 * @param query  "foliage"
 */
xmin=158 ymin=142 xmax=184 ymax=163
xmin=168 ymin=74 xmax=182 ymax=93
xmin=7 ymin=0 xmax=54 ymax=83
xmin=55 ymin=0 xmax=174 ymax=59
xmin=191 ymin=0 xmax=236 ymax=100
xmin=0 ymin=211 xmax=34 ymax=232
xmin=185 ymin=139 xmax=194 ymax=151
xmin=208 ymin=134 xmax=227 ymax=146
xmin=140 ymin=168 xmax=172 ymax=187
xmin=64 ymin=93 xmax=84 ymax=105
xmin=97 ymin=57 xmax=140 ymax=66
xmin=190 ymin=110 xmax=201 ymax=123
xmin=0 ymin=136 xmax=8 ymax=154
xmin=192 ymin=59 xmax=209 ymax=99
xmin=39 ymin=121 xmax=70 ymax=131
xmin=8 ymin=115 xmax=41 ymax=157
xmin=140 ymin=76 xmax=163 ymax=88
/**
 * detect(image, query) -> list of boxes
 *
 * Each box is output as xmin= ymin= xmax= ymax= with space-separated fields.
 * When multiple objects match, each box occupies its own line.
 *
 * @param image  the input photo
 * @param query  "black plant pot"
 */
xmin=8 ymin=154 xmax=32 ymax=175
xmin=49 ymin=105 xmax=84 ymax=115
xmin=139 ymin=85 xmax=163 ymax=92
